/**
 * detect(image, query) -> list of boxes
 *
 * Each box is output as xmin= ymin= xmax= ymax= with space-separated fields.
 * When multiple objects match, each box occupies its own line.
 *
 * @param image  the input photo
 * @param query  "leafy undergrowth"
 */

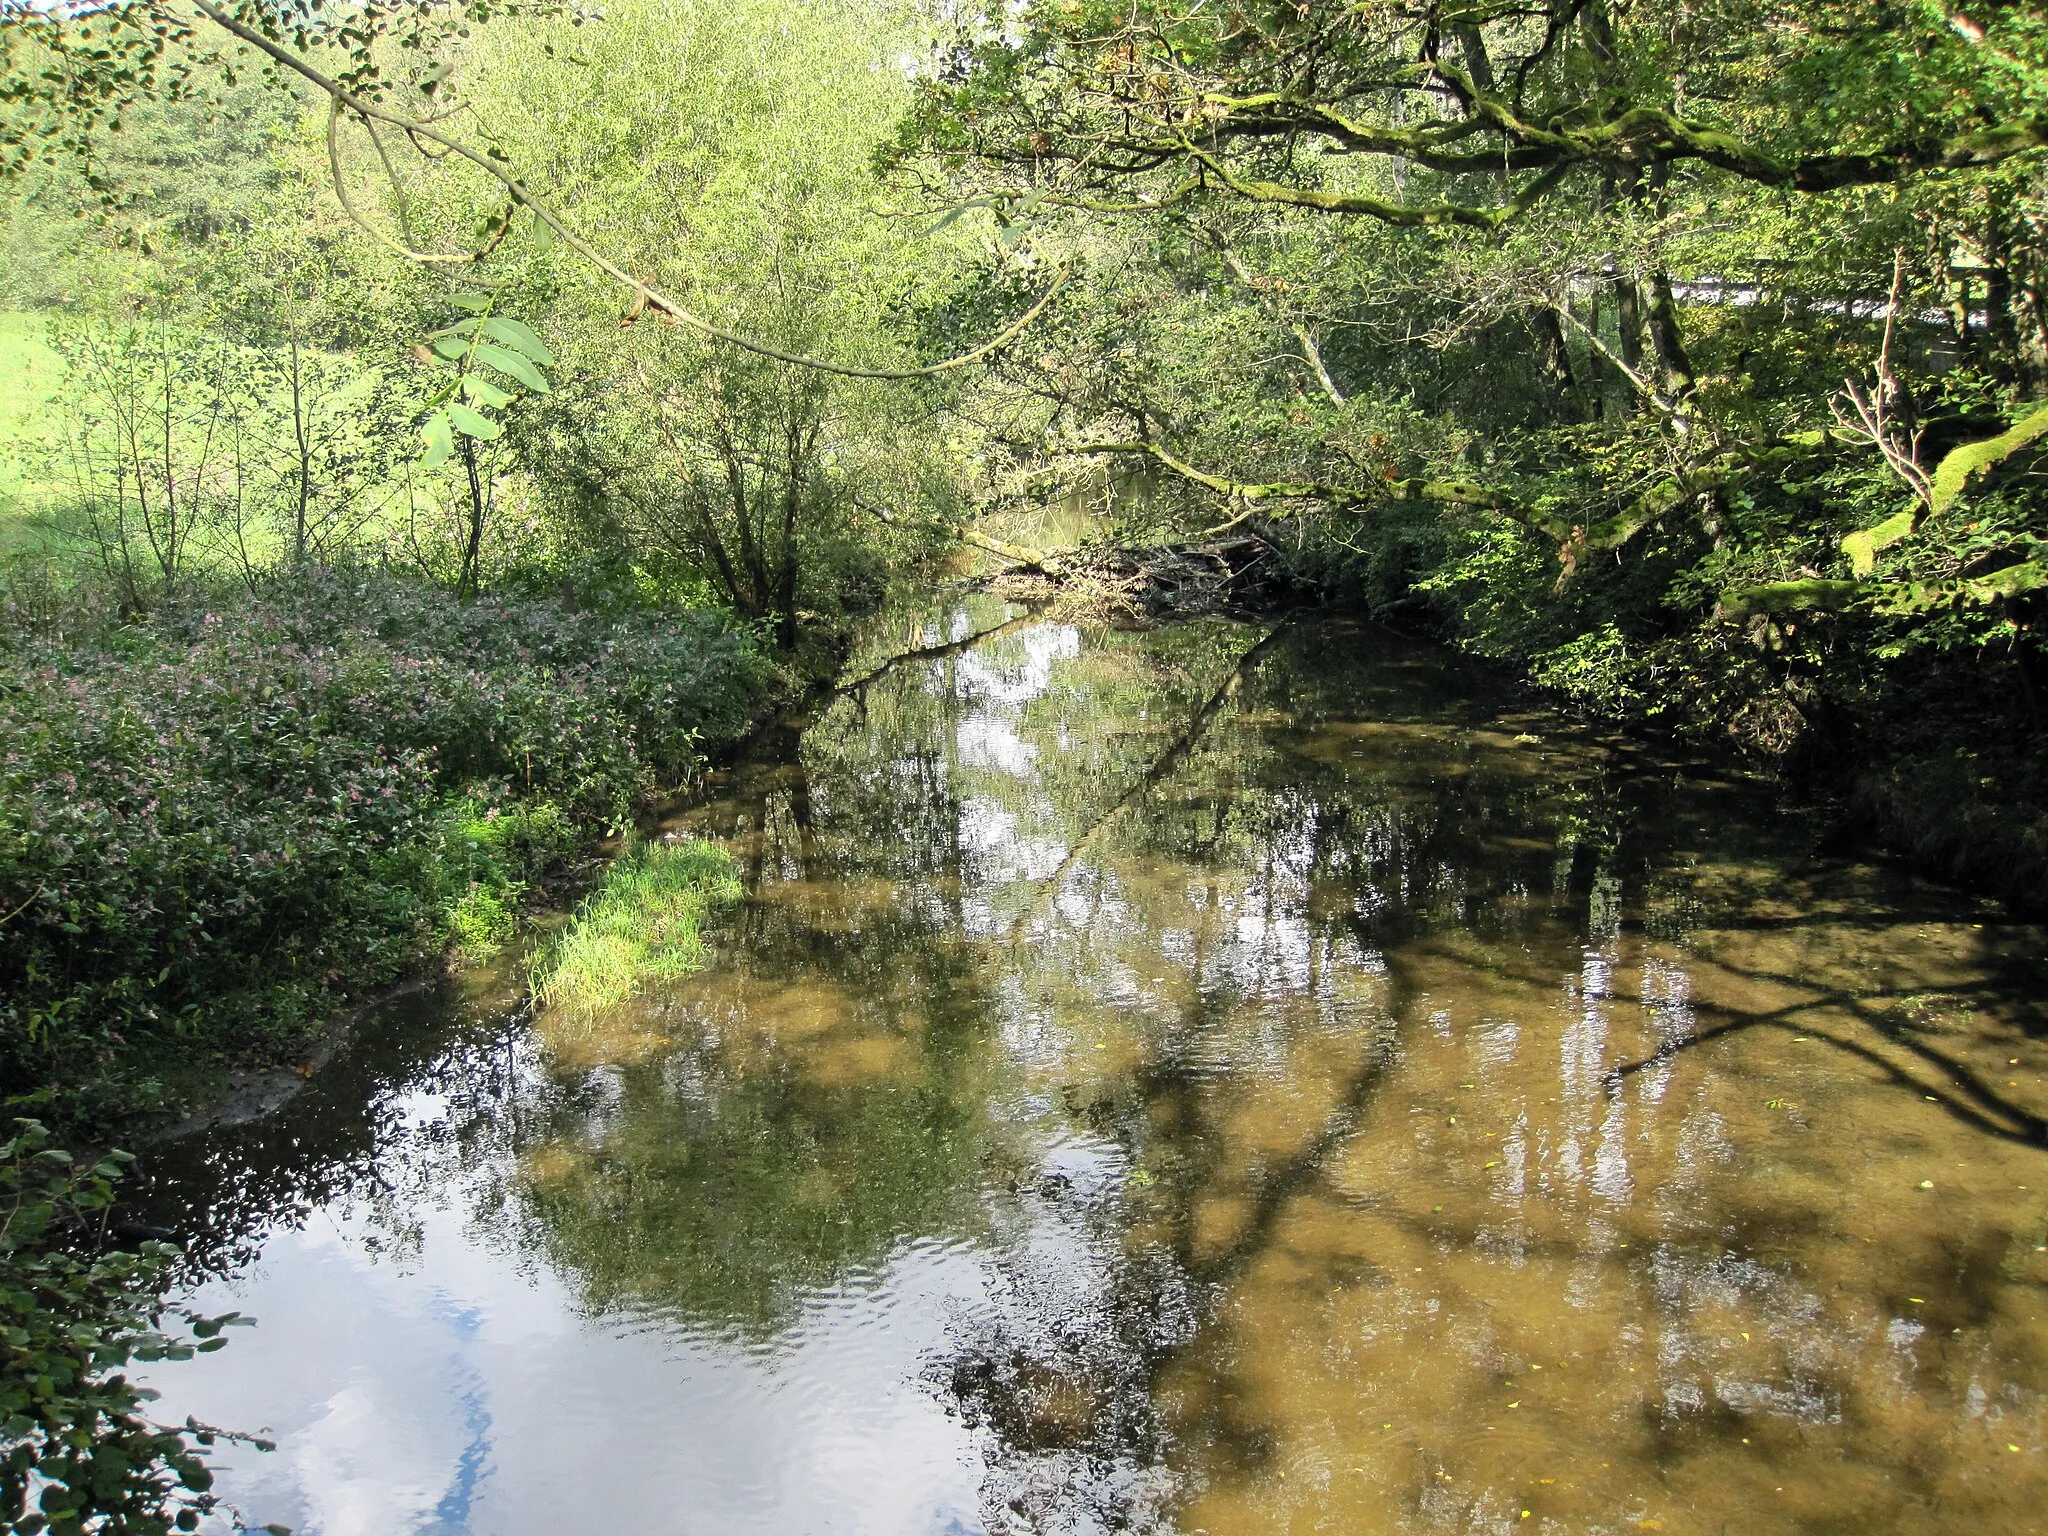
xmin=529 ymin=837 xmax=742 ymax=1015
xmin=0 ymin=568 xmax=778 ymax=1130
xmin=0 ymin=1119 xmax=262 ymax=1536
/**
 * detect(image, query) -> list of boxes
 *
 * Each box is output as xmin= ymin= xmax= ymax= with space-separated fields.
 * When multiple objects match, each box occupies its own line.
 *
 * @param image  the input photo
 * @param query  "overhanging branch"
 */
xmin=1067 ymin=433 xmax=1844 ymax=558
xmin=192 ymin=0 xmax=1068 ymax=381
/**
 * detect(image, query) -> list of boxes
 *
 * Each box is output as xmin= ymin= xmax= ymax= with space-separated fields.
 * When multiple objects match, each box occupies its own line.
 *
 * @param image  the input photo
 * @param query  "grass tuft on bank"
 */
xmin=529 ymin=838 xmax=741 ymax=1015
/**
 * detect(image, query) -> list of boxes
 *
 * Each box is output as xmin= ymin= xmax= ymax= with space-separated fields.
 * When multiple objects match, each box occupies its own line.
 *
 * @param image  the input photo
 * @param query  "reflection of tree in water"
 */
xmin=916 ymin=624 xmax=1558 ymax=1531
xmin=492 ymin=737 xmax=1019 ymax=1335
xmin=475 ymin=623 xmax=1094 ymax=1333
xmin=909 ymin=619 xmax=1921 ymax=1534
xmin=125 ymin=607 xmax=2048 ymax=1536
xmin=125 ymin=971 xmax=533 ymax=1280
xmin=498 ymin=1048 xmax=986 ymax=1336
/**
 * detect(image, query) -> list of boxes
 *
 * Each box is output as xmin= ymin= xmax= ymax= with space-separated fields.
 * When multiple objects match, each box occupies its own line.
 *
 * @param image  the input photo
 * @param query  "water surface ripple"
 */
xmin=139 ymin=601 xmax=2048 ymax=1535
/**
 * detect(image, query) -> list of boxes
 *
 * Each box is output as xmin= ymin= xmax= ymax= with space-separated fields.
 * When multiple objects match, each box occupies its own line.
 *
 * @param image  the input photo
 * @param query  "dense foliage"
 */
xmin=446 ymin=0 xmax=979 ymax=642
xmin=0 ymin=0 xmax=2041 ymax=1078
xmin=0 ymin=570 xmax=773 ymax=1124
xmin=884 ymin=0 xmax=2048 ymax=898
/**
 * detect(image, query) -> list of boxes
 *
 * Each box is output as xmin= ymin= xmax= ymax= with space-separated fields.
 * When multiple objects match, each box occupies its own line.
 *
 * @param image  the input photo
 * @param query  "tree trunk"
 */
xmin=1454 ymin=23 xmax=1495 ymax=92
xmin=772 ymin=419 xmax=808 ymax=651
xmin=289 ymin=336 xmax=312 ymax=566
xmin=1530 ymin=307 xmax=1582 ymax=420
xmin=1983 ymin=192 xmax=2048 ymax=397
xmin=1615 ymin=276 xmax=1645 ymax=406
xmin=1645 ymin=272 xmax=1696 ymax=402
xmin=458 ymin=436 xmax=486 ymax=600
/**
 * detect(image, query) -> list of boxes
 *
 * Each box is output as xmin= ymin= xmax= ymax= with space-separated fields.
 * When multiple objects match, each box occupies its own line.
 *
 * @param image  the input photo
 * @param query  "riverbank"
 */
xmin=0 ymin=567 xmax=784 ymax=1134
xmin=988 ymin=541 xmax=2048 ymax=914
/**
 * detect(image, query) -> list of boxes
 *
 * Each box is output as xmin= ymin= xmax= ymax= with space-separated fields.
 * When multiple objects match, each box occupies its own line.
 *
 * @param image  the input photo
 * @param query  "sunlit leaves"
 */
xmin=446 ymin=400 xmax=503 ymax=439
xmin=415 ymin=289 xmax=553 ymax=465
xmin=420 ymin=409 xmax=456 ymax=466
xmin=469 ymin=341 xmax=549 ymax=392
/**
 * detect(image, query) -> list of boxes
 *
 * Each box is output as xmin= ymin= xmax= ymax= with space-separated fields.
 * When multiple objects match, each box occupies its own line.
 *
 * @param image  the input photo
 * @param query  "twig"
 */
xmin=193 ymin=0 xmax=1070 ymax=382
xmin=1830 ymin=250 xmax=1933 ymax=507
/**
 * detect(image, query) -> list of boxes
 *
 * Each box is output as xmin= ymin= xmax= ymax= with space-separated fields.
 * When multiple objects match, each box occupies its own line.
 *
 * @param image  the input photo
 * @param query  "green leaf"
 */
xmin=1928 ymin=401 xmax=2048 ymax=515
xmin=1843 ymin=509 xmax=1916 ymax=578
xmin=470 ymin=342 xmax=549 ymax=393
xmin=429 ymin=335 xmax=470 ymax=364
xmin=433 ymin=317 xmax=557 ymax=369
xmin=919 ymin=194 xmax=997 ymax=237
xmin=421 ymin=410 xmax=455 ymax=468
xmin=448 ymin=402 xmax=504 ymax=440
xmin=479 ymin=316 xmax=556 ymax=367
xmin=448 ymin=290 xmax=494 ymax=314
xmin=460 ymin=374 xmax=513 ymax=409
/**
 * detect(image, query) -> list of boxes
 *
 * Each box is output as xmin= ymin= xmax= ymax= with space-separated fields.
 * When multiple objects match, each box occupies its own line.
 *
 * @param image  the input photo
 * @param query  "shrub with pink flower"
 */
xmin=0 ymin=569 xmax=774 ymax=1126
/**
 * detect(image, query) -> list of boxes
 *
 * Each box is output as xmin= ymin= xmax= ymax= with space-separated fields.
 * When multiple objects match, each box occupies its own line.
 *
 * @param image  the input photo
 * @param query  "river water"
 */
xmin=136 ymin=598 xmax=2048 ymax=1536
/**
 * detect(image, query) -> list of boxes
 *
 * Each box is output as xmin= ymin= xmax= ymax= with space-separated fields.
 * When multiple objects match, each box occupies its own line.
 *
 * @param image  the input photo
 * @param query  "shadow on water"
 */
xmin=133 ymin=597 xmax=2048 ymax=1536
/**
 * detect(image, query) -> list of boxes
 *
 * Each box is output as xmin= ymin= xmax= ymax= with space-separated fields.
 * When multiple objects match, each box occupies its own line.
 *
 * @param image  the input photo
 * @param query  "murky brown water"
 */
xmin=138 ymin=600 xmax=2048 ymax=1535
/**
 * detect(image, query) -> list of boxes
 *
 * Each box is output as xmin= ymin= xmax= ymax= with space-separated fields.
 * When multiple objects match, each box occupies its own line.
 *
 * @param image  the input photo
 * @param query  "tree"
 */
xmin=890 ymin=0 xmax=2048 ymax=617
xmin=440 ymin=0 xmax=978 ymax=640
xmin=901 ymin=1 xmax=2048 ymax=222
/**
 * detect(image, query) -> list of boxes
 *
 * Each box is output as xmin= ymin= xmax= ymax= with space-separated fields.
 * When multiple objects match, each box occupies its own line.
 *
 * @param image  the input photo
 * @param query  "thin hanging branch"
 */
xmin=192 ymin=0 xmax=1070 ymax=382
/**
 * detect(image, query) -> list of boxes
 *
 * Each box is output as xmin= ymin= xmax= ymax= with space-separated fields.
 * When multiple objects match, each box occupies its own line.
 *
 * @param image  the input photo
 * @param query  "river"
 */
xmin=134 ymin=597 xmax=2048 ymax=1535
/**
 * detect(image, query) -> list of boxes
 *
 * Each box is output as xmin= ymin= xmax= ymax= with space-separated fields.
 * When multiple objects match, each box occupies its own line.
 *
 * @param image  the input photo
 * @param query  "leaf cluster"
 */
xmin=0 ymin=1119 xmax=255 ymax=1536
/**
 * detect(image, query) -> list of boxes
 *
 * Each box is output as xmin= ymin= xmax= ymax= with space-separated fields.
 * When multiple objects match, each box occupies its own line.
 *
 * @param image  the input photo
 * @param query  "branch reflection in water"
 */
xmin=133 ymin=597 xmax=2048 ymax=1536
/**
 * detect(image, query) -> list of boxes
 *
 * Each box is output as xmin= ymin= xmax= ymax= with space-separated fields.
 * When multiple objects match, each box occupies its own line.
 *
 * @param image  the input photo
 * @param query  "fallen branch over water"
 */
xmin=835 ymin=612 xmax=1036 ymax=696
xmin=987 ymin=537 xmax=1290 ymax=619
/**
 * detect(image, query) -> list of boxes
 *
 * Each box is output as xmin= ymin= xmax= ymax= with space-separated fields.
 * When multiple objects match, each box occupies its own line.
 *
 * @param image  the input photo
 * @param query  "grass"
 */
xmin=0 ymin=311 xmax=65 ymax=543
xmin=528 ymin=838 xmax=743 ymax=1014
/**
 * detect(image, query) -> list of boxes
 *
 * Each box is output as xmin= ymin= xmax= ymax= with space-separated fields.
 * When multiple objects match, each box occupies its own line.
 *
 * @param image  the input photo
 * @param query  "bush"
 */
xmin=0 ymin=569 xmax=776 ymax=1125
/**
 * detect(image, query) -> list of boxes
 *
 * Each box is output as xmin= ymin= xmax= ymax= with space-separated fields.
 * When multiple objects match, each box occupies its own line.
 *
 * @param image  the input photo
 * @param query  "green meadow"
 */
xmin=0 ymin=311 xmax=65 ymax=546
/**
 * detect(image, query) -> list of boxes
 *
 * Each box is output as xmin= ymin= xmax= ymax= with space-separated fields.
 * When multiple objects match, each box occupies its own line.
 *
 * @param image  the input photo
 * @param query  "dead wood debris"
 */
xmin=985 ymin=537 xmax=1280 ymax=621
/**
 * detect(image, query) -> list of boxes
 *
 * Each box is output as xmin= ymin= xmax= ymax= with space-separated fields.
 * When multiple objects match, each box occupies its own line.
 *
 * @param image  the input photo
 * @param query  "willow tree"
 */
xmin=375 ymin=0 xmax=982 ymax=640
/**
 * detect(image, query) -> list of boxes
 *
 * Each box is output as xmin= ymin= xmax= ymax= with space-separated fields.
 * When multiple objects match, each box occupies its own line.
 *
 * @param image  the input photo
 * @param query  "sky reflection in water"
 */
xmin=141 ymin=601 xmax=2048 ymax=1536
